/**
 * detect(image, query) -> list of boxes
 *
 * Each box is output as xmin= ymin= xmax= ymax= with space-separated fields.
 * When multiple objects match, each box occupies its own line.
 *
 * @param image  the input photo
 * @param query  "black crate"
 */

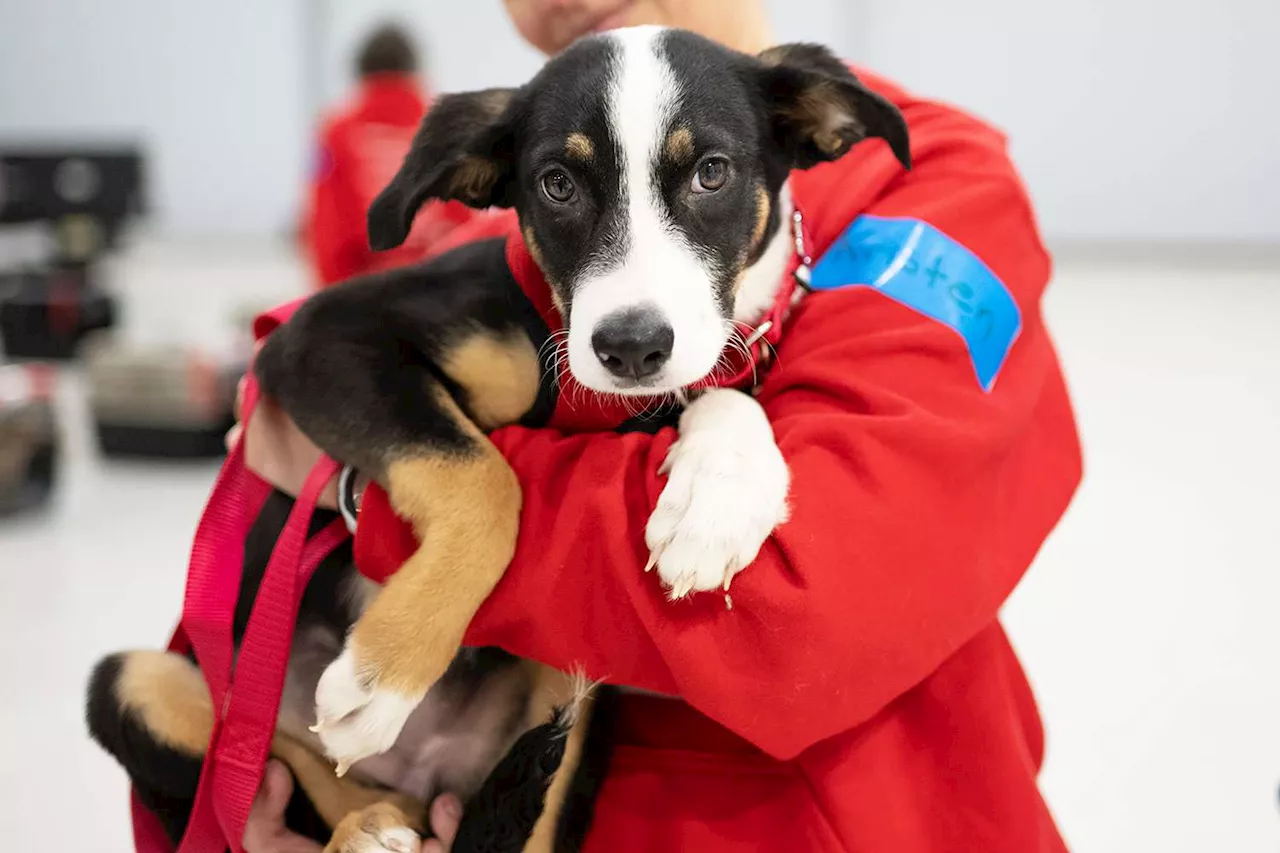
xmin=0 ymin=267 xmax=116 ymax=360
xmin=95 ymin=421 xmax=232 ymax=460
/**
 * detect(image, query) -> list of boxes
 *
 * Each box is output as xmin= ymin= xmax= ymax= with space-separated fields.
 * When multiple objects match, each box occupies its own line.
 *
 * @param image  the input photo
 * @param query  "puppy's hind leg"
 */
xmin=86 ymin=651 xmax=216 ymax=842
xmin=88 ymin=650 xmax=426 ymax=843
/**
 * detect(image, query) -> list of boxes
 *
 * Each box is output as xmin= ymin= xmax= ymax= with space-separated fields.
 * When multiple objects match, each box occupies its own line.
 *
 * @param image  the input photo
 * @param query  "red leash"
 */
xmin=131 ymin=376 xmax=347 ymax=853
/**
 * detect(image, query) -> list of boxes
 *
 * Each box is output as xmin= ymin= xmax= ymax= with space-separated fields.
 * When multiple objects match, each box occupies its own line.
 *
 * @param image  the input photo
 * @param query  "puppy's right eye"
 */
xmin=541 ymin=170 xmax=576 ymax=204
xmin=691 ymin=158 xmax=730 ymax=194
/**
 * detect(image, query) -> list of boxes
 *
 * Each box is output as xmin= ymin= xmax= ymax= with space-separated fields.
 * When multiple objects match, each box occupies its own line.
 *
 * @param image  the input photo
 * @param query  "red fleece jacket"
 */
xmin=259 ymin=69 xmax=1080 ymax=852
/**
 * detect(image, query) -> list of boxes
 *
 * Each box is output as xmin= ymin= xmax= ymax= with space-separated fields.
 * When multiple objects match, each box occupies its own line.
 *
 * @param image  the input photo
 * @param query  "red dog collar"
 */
xmin=694 ymin=207 xmax=813 ymax=393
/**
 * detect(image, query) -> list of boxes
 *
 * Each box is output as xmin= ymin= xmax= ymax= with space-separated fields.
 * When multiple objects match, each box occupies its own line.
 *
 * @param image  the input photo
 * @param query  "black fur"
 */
xmin=452 ymin=710 xmax=573 ymax=852
xmin=554 ymin=686 xmax=620 ymax=852
xmin=235 ymin=491 xmax=355 ymax=644
xmin=255 ymin=238 xmax=555 ymax=478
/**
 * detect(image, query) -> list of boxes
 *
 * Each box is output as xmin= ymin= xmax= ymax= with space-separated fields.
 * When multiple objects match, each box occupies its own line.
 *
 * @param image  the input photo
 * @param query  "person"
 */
xmin=240 ymin=0 xmax=1083 ymax=850
xmin=302 ymin=23 xmax=474 ymax=288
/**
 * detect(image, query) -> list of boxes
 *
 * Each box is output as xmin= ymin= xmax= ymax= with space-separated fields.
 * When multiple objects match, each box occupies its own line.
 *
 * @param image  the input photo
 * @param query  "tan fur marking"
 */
xmin=114 ymin=651 xmax=418 ymax=832
xmin=756 ymin=45 xmax=789 ymax=67
xmin=789 ymin=83 xmax=860 ymax=156
xmin=665 ymin=127 xmax=695 ymax=163
xmin=441 ymin=331 xmax=541 ymax=431
xmin=523 ymin=227 xmax=567 ymax=316
xmin=727 ymin=187 xmax=773 ymax=298
xmin=751 ymin=186 xmax=771 ymax=253
xmin=564 ymin=132 xmax=595 ymax=160
xmin=476 ymin=89 xmax=514 ymax=117
xmin=115 ymin=650 xmax=214 ymax=754
xmin=324 ymin=801 xmax=421 ymax=853
xmin=353 ymin=411 xmax=520 ymax=694
xmin=521 ymin=665 xmax=596 ymax=853
xmin=523 ymin=226 xmax=545 ymax=270
xmin=448 ymin=156 xmax=499 ymax=204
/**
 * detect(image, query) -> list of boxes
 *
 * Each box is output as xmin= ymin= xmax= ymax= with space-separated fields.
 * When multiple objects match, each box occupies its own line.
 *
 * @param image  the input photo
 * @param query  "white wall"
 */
xmin=861 ymin=0 xmax=1280 ymax=245
xmin=0 ymin=0 xmax=309 ymax=236
xmin=315 ymin=1 xmax=544 ymax=105
xmin=315 ymin=0 xmax=861 ymax=104
xmin=5 ymin=1 xmax=1274 ymax=244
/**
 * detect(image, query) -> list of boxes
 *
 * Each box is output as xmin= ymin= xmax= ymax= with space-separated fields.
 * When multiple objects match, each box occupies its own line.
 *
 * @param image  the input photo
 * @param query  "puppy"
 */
xmin=87 ymin=27 xmax=909 ymax=853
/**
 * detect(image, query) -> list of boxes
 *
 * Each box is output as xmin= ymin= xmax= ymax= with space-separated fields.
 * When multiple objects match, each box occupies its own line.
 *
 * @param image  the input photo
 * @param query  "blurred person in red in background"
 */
xmin=303 ymin=24 xmax=474 ymax=288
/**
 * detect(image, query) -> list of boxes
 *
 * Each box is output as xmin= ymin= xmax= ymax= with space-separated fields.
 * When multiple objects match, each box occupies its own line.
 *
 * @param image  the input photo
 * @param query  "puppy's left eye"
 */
xmin=691 ymin=158 xmax=730 ymax=194
xmin=541 ymin=170 xmax=577 ymax=204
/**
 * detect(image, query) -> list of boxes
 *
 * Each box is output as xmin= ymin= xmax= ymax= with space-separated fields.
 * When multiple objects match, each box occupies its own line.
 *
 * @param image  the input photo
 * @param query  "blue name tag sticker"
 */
xmin=809 ymin=215 xmax=1021 ymax=391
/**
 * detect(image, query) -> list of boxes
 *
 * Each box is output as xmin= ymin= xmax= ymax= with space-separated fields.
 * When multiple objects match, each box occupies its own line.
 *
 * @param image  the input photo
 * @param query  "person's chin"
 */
xmin=589 ymin=0 xmax=639 ymax=35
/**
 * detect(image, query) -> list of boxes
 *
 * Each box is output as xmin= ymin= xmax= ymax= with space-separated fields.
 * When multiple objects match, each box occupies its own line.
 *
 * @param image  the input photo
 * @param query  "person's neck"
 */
xmin=713 ymin=13 xmax=773 ymax=55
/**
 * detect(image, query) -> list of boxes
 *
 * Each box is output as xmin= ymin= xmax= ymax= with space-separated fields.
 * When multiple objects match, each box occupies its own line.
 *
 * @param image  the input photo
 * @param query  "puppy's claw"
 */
xmin=667 ymin=577 xmax=695 ymax=600
xmin=644 ymin=550 xmax=660 ymax=573
xmin=334 ymin=760 xmax=351 ymax=778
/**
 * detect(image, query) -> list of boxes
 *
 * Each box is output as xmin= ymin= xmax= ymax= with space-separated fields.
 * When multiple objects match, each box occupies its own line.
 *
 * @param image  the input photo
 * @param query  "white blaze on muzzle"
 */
xmin=567 ymin=26 xmax=728 ymax=395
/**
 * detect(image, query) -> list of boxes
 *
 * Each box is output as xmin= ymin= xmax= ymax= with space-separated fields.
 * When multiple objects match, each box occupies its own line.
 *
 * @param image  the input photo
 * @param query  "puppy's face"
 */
xmin=370 ymin=28 xmax=909 ymax=396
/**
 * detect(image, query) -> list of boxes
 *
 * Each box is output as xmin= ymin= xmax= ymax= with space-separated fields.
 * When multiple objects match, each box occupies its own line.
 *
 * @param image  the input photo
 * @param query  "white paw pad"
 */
xmin=645 ymin=390 xmax=789 ymax=599
xmin=312 ymin=646 xmax=422 ymax=773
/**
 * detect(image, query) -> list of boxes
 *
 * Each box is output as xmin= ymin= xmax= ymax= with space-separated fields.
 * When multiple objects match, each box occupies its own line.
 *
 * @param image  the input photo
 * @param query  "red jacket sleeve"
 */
xmin=304 ymin=122 xmax=373 ymax=287
xmin=353 ymin=115 xmax=1082 ymax=760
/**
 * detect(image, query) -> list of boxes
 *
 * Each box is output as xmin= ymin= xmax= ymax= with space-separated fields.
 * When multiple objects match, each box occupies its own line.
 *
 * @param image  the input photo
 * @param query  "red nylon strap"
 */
xmin=131 ymin=377 xmax=349 ymax=853
xmin=210 ymin=478 xmax=344 ymax=851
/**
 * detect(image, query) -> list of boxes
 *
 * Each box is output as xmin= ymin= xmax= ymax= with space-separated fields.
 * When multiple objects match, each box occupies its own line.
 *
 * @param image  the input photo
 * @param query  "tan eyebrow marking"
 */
xmin=665 ymin=127 xmax=695 ymax=163
xmin=565 ymin=132 xmax=595 ymax=160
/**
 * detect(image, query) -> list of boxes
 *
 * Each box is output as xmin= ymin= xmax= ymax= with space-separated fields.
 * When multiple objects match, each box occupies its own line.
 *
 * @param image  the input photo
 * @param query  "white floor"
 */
xmin=0 ymin=240 xmax=1277 ymax=851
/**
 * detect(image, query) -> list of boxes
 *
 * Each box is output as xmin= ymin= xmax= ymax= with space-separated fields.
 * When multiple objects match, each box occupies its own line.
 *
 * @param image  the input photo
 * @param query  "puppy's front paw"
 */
xmin=312 ymin=645 xmax=422 ymax=775
xmin=645 ymin=389 xmax=789 ymax=599
xmin=325 ymin=802 xmax=421 ymax=853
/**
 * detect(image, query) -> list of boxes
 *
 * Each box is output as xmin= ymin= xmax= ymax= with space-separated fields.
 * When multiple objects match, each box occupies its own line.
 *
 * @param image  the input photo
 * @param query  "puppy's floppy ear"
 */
xmin=368 ymin=88 xmax=519 ymax=251
xmin=757 ymin=44 xmax=911 ymax=171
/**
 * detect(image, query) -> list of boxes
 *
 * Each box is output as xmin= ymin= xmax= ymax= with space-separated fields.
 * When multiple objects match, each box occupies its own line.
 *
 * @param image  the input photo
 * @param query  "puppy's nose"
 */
xmin=591 ymin=307 xmax=674 ymax=380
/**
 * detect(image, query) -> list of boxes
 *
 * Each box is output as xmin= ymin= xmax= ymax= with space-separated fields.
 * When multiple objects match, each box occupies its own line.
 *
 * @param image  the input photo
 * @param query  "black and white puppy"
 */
xmin=88 ymin=27 xmax=909 ymax=853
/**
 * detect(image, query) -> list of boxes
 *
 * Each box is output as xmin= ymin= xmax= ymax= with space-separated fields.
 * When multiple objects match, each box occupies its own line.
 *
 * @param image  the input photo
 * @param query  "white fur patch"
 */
xmin=645 ymin=388 xmax=790 ymax=597
xmin=344 ymin=824 xmax=420 ymax=853
xmin=312 ymin=645 xmax=424 ymax=774
xmin=568 ymin=27 xmax=726 ymax=395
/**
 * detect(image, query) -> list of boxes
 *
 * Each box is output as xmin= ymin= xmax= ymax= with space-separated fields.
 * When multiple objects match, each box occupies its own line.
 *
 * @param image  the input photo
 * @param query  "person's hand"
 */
xmin=242 ymin=760 xmax=324 ymax=853
xmin=421 ymin=795 xmax=464 ymax=853
xmin=243 ymin=760 xmax=463 ymax=852
xmin=227 ymin=366 xmax=340 ymax=509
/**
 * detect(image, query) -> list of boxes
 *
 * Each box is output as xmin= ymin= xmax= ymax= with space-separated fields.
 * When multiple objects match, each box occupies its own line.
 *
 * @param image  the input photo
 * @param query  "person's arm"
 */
xmin=352 ymin=128 xmax=1082 ymax=761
